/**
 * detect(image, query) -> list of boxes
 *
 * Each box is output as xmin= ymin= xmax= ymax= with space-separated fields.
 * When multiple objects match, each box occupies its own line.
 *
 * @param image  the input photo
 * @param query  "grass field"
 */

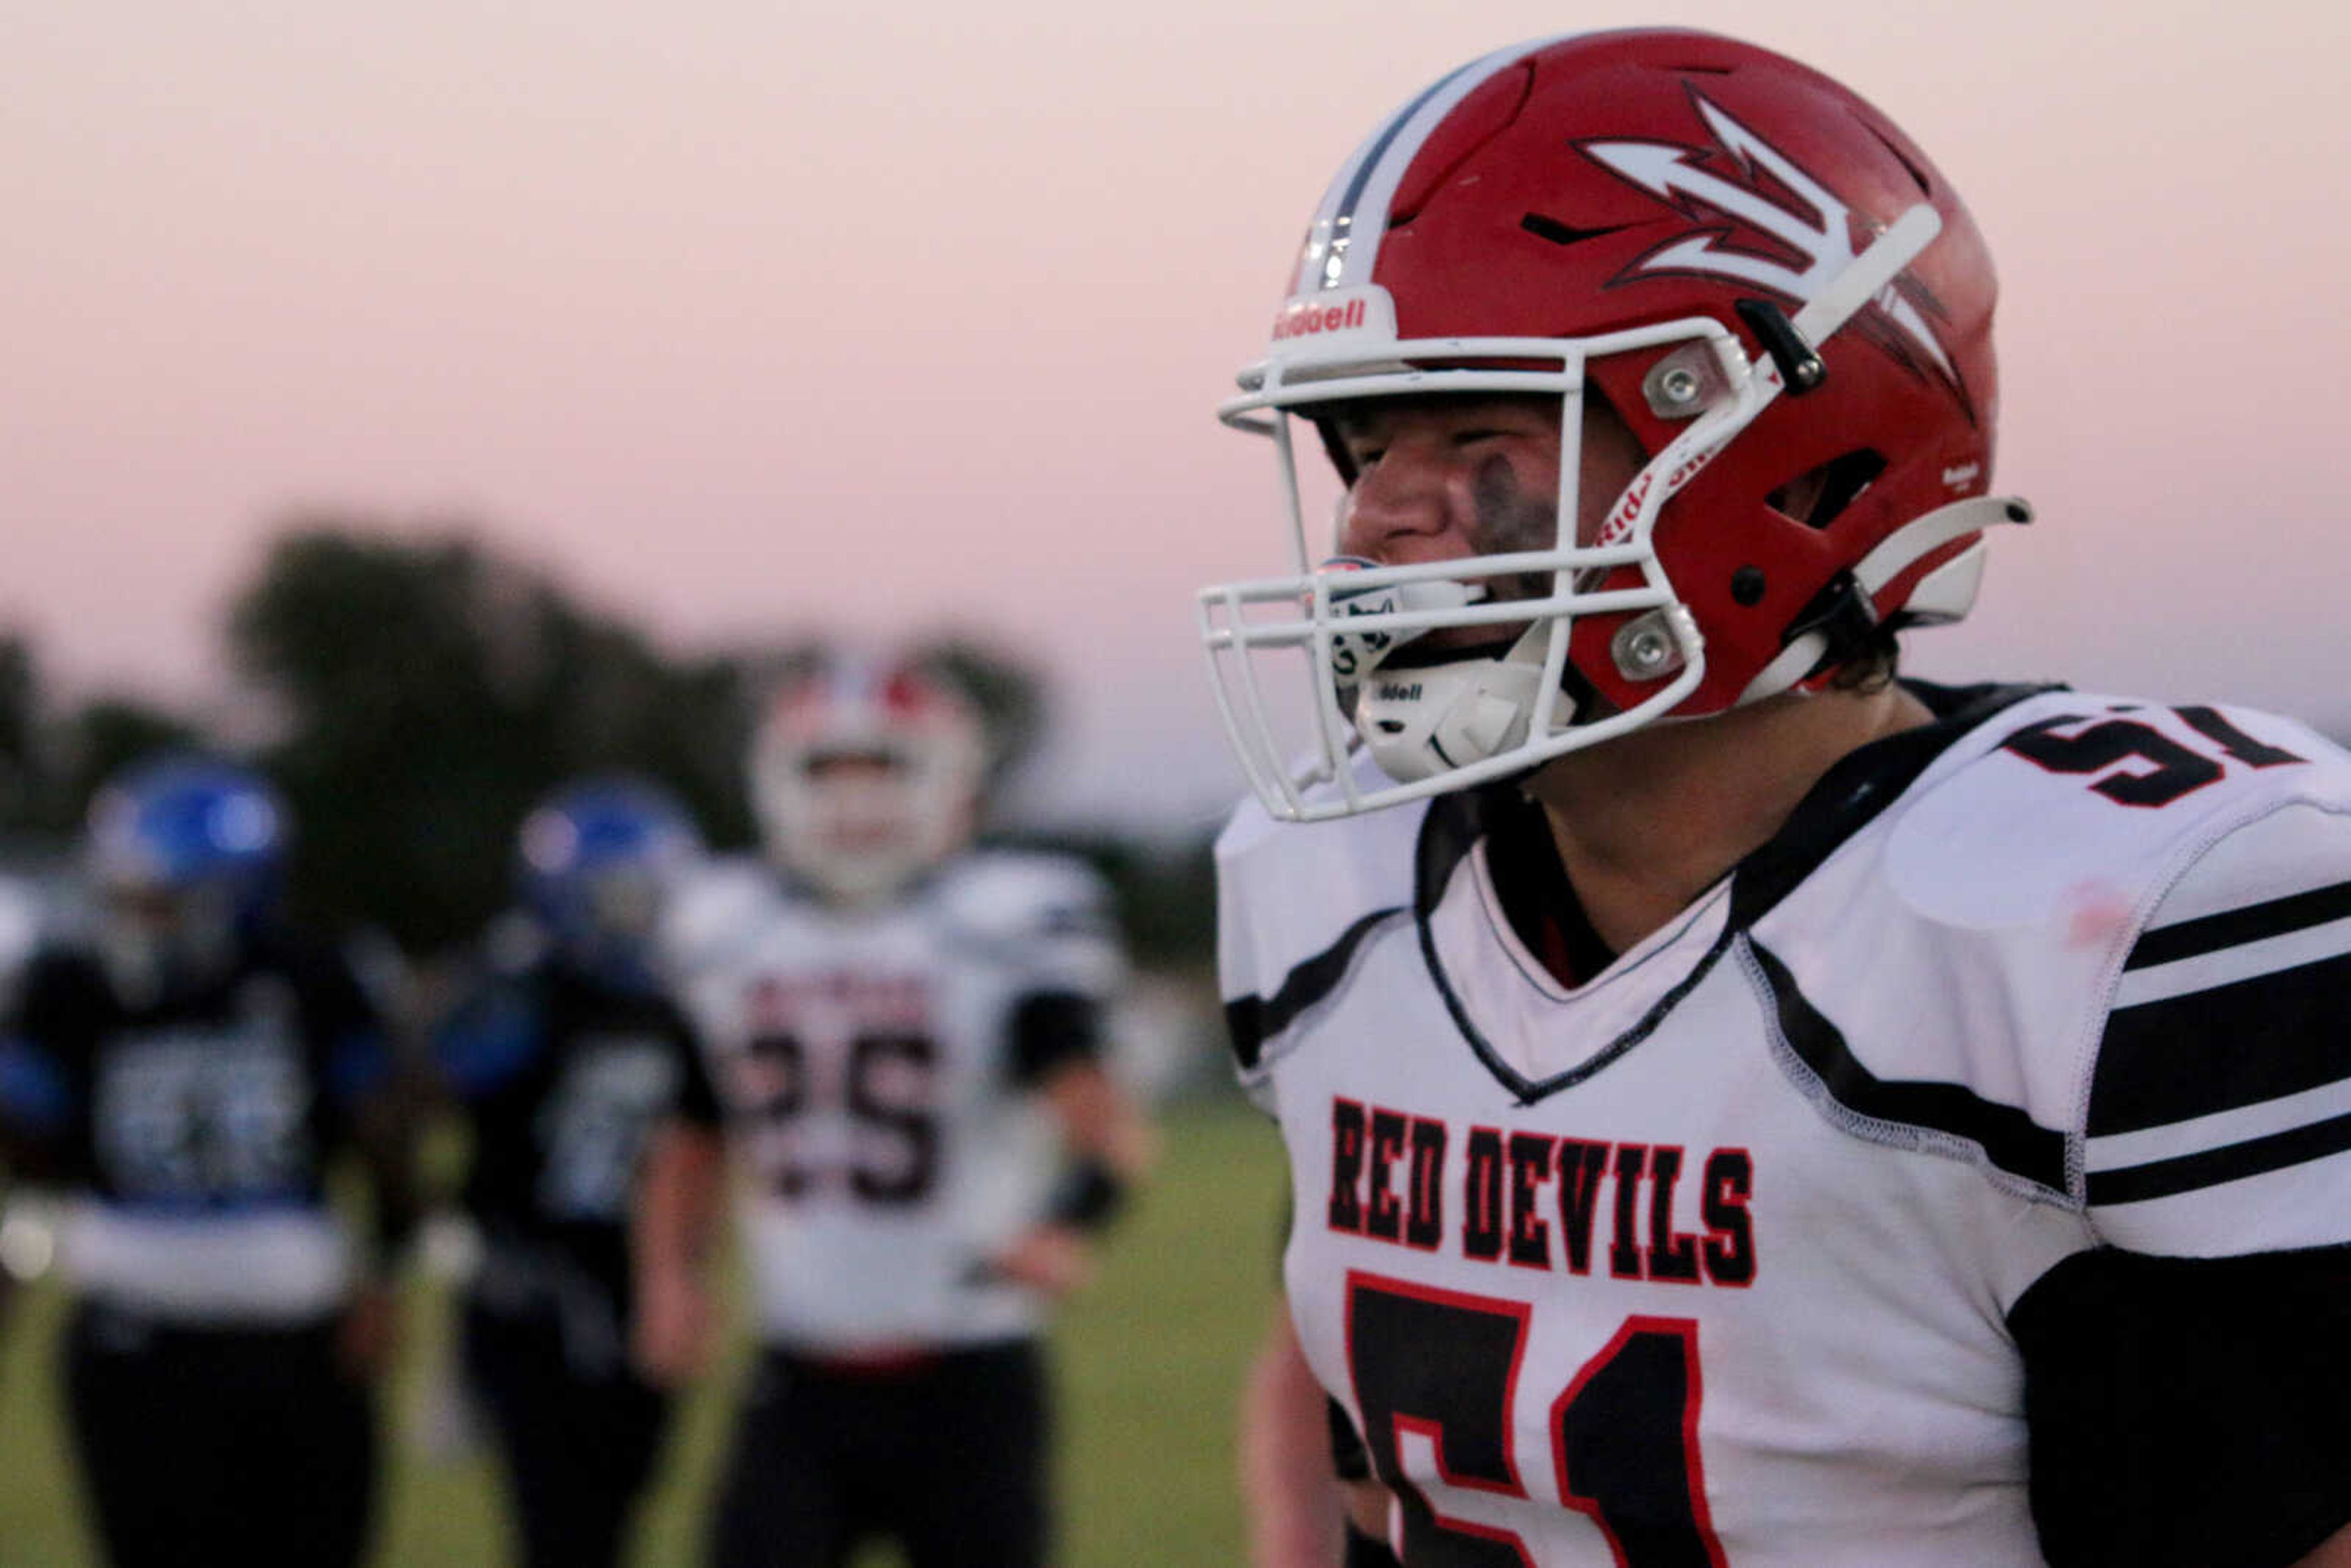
xmin=0 ymin=1098 xmax=1291 ymax=1568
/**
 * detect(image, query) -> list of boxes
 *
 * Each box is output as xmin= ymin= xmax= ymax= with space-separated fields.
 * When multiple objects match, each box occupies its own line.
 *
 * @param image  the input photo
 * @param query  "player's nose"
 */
xmin=1338 ymin=443 xmax=1466 ymax=565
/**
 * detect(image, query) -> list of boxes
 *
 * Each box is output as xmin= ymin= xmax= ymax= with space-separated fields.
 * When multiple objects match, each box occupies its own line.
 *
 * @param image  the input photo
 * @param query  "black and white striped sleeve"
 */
xmin=2017 ymin=802 xmax=2351 ymax=1563
xmin=2084 ymin=801 xmax=2351 ymax=1255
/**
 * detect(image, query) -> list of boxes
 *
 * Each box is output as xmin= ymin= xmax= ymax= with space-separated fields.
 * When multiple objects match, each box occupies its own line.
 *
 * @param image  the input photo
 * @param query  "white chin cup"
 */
xmin=1322 ymin=560 xmax=1486 ymax=690
xmin=1352 ymin=625 xmax=1563 ymax=784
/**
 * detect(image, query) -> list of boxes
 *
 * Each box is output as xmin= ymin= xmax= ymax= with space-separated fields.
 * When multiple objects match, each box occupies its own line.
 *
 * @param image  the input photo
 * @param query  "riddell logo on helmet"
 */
xmin=1601 ymin=471 xmax=1655 ymax=545
xmin=1272 ymin=298 xmax=1368 ymax=341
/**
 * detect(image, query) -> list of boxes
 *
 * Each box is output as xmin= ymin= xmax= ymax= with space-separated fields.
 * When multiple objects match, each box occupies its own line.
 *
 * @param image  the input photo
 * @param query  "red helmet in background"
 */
xmin=749 ymin=651 xmax=986 ymax=904
xmin=1199 ymin=28 xmax=2028 ymax=820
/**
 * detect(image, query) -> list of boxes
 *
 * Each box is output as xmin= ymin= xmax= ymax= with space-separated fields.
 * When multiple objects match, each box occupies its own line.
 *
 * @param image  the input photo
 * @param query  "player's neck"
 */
xmin=1523 ymin=683 xmax=1933 ymax=955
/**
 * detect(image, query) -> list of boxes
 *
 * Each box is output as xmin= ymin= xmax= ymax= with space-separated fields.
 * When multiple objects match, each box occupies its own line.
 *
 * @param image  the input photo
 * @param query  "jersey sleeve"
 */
xmin=940 ymin=852 xmax=1128 ymax=999
xmin=306 ymin=948 xmax=395 ymax=1111
xmin=2082 ymin=798 xmax=2351 ymax=1256
xmin=433 ymin=975 xmax=549 ymax=1100
xmin=0 ymin=952 xmax=101 ymax=1161
xmin=1215 ymin=801 xmax=1281 ymax=1114
xmin=1215 ymin=771 xmax=1427 ymax=1116
xmin=2011 ymin=796 xmax=2351 ymax=1564
xmin=0 ymin=1035 xmax=73 ymax=1142
xmin=2011 ymin=1242 xmax=2351 ymax=1567
xmin=661 ymin=996 xmax=724 ymax=1128
xmin=1005 ymin=990 xmax=1105 ymax=1087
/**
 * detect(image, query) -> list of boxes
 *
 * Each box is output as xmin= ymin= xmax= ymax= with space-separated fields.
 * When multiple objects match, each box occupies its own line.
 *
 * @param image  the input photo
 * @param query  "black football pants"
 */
xmin=461 ymin=1296 xmax=673 ymax=1568
xmin=64 ymin=1300 xmax=377 ymax=1568
xmin=711 ymin=1339 xmax=1051 ymax=1568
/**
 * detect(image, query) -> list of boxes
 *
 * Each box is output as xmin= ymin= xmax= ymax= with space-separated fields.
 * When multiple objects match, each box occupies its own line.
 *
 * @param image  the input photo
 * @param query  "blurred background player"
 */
xmin=0 ymin=868 xmax=49 ymax=1335
xmin=634 ymin=648 xmax=1154 ymax=1568
xmin=0 ymin=754 xmax=414 ymax=1568
xmin=433 ymin=776 xmax=722 ymax=1568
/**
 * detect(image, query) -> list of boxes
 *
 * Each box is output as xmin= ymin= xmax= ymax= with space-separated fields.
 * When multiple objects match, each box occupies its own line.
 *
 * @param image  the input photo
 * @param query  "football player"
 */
xmin=433 ymin=777 xmax=721 ymax=1568
xmin=634 ymin=648 xmax=1153 ymax=1568
xmin=1201 ymin=29 xmax=2351 ymax=1568
xmin=0 ymin=756 xmax=415 ymax=1568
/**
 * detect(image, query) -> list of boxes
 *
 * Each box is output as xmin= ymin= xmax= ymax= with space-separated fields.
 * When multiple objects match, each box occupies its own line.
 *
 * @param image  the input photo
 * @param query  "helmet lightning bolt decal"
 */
xmin=1582 ymin=94 xmax=1955 ymax=381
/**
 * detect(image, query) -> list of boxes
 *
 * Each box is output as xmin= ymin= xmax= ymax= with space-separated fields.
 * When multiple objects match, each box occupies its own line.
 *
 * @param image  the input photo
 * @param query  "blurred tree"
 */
xmin=2 ymin=561 xmax=1208 ymax=978
xmin=227 ymin=524 xmax=757 ymax=952
xmin=0 ymin=630 xmax=213 ymax=846
xmin=49 ymin=699 xmax=208 ymax=828
xmin=912 ymin=636 xmax=1048 ymax=798
xmin=0 ymin=637 xmax=40 ymax=828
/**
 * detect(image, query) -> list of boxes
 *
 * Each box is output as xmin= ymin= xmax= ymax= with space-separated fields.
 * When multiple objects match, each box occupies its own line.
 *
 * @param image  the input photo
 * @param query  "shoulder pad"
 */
xmin=1763 ymin=696 xmax=2351 ymax=1199
xmin=1215 ymin=781 xmax=1425 ymax=1013
xmin=660 ymin=855 xmax=778 ymax=975
xmin=931 ymin=850 xmax=1125 ymax=990
xmin=932 ymin=850 xmax=1115 ymax=941
xmin=1884 ymin=694 xmax=2351 ymax=932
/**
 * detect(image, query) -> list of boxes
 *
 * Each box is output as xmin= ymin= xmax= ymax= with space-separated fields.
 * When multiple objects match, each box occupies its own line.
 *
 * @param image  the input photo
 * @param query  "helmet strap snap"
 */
xmin=1734 ymin=298 xmax=1827 ymax=394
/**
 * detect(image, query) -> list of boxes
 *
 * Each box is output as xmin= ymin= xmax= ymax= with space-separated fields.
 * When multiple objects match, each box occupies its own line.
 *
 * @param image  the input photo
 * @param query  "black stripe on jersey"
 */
xmin=1225 ymin=907 xmax=1403 ymax=1072
xmin=1750 ymin=940 xmax=2069 ymax=1194
xmin=2090 ymin=950 xmax=2351 ymax=1136
xmin=2123 ymin=879 xmax=2351 ymax=971
xmin=2087 ymin=1108 xmax=2351 ymax=1206
xmin=2009 ymin=1244 xmax=2351 ymax=1568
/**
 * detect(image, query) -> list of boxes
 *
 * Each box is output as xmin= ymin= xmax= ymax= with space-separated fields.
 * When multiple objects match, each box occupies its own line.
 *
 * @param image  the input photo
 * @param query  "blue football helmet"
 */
xmin=514 ymin=778 xmax=703 ymax=991
xmin=84 ymin=755 xmax=289 ymax=1000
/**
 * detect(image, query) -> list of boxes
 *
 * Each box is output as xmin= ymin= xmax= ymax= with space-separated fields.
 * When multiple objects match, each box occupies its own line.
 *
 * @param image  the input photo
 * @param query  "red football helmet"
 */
xmin=748 ymin=651 xmax=986 ymax=904
xmin=1199 ymin=28 xmax=2029 ymax=819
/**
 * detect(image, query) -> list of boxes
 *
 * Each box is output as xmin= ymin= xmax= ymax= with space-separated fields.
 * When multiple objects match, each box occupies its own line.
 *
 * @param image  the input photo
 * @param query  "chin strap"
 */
xmin=1738 ymin=493 xmax=2034 ymax=706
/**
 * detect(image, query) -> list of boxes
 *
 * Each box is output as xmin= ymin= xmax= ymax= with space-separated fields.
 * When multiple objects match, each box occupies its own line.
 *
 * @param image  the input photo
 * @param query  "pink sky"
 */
xmin=4 ymin=0 xmax=2344 ymax=830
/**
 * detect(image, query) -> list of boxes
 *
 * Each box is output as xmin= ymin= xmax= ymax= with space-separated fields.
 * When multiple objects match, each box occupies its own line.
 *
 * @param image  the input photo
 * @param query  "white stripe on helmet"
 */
xmin=1292 ymin=35 xmax=1583 ymax=296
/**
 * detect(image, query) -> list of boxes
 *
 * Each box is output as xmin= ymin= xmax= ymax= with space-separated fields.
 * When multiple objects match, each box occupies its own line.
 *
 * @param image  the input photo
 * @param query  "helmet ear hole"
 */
xmin=1768 ymin=449 xmax=1887 ymax=529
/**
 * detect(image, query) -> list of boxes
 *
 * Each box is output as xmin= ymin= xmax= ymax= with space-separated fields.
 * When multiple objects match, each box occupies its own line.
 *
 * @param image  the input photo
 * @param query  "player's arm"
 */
xmin=1240 ymin=1300 xmax=1352 ymax=1568
xmin=0 ymin=1037 xmax=72 ymax=1179
xmin=632 ymin=1114 xmax=726 ymax=1387
xmin=2015 ymin=798 xmax=2351 ymax=1567
xmin=426 ymin=969 xmax=544 ymax=1106
xmin=988 ymin=991 xmax=1155 ymax=1297
xmin=0 ymin=961 xmax=87 ymax=1341
xmin=318 ymin=951 xmax=421 ymax=1383
xmin=338 ymin=1068 xmax=418 ymax=1381
xmin=1041 ymin=1048 xmax=1155 ymax=1187
xmin=2294 ymin=1524 xmax=2351 ymax=1567
xmin=0 ymin=954 xmax=91 ymax=1182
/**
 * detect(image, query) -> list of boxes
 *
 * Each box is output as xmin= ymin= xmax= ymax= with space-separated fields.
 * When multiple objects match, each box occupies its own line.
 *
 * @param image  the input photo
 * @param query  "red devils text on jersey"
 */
xmin=1218 ymin=683 xmax=2351 ymax=1568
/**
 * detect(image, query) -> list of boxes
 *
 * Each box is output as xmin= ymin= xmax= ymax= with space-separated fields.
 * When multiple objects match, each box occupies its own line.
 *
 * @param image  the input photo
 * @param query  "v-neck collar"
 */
xmin=1412 ymin=680 xmax=2057 ymax=1102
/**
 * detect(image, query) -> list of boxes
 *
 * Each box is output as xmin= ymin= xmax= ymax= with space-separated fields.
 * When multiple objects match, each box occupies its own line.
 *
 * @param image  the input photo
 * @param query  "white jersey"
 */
xmin=667 ymin=849 xmax=1121 ymax=1355
xmin=1219 ymin=685 xmax=2351 ymax=1567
